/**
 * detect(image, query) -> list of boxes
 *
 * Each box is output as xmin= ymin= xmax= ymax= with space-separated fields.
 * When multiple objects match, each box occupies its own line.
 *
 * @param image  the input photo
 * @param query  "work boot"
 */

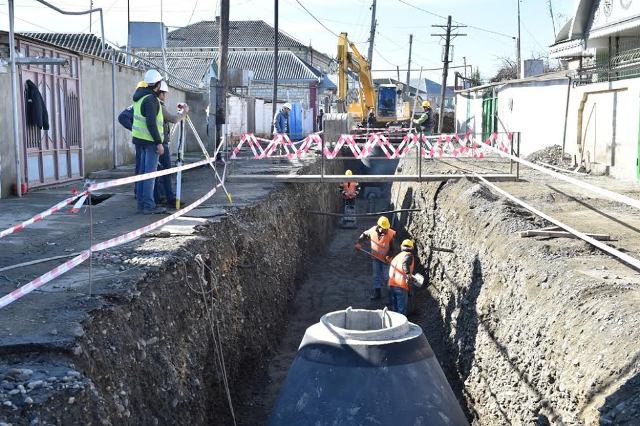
xmin=370 ymin=288 xmax=381 ymax=300
xmin=143 ymin=206 xmax=167 ymax=215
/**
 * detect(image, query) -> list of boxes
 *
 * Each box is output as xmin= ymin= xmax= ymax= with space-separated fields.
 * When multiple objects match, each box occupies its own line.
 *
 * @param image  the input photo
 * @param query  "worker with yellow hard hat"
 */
xmin=338 ymin=169 xmax=361 ymax=206
xmin=388 ymin=239 xmax=416 ymax=315
xmin=355 ymin=216 xmax=397 ymax=300
xmin=413 ymin=100 xmax=433 ymax=135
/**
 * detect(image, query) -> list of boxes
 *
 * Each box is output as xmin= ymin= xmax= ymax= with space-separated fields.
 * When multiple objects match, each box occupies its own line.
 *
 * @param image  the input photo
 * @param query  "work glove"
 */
xmin=354 ymin=243 xmax=362 ymax=251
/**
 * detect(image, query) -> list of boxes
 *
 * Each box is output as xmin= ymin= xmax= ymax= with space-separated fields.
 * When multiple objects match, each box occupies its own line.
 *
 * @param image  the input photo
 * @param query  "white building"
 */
xmin=456 ymin=0 xmax=640 ymax=181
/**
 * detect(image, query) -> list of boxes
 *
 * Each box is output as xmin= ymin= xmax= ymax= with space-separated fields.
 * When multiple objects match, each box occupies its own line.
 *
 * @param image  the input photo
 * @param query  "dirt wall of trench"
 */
xmin=391 ymin=163 xmax=640 ymax=425
xmin=0 ymin=164 xmax=340 ymax=425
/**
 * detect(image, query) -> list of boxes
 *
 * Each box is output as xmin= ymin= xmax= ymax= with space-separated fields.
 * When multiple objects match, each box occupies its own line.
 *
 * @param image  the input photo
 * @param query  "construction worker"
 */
xmin=413 ymin=100 xmax=433 ymax=135
xmin=388 ymin=239 xmax=416 ymax=315
xmin=355 ymin=216 xmax=397 ymax=300
xmin=338 ymin=169 xmax=360 ymax=208
xmin=154 ymin=81 xmax=189 ymax=209
xmin=273 ymin=102 xmax=292 ymax=136
xmin=132 ymin=69 xmax=166 ymax=215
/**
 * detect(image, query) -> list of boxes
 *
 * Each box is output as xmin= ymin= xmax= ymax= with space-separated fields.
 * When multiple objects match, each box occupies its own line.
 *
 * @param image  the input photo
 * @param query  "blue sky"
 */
xmin=0 ymin=0 xmax=575 ymax=82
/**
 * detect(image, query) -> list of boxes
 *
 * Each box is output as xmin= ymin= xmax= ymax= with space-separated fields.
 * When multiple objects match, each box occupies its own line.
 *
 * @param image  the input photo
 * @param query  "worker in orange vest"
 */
xmin=338 ymin=169 xmax=360 ymax=208
xmin=388 ymin=239 xmax=416 ymax=315
xmin=355 ymin=216 xmax=397 ymax=300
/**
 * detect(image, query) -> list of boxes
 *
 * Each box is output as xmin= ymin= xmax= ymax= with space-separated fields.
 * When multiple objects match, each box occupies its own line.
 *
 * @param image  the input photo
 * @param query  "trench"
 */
xmin=4 ymin=153 xmax=640 ymax=425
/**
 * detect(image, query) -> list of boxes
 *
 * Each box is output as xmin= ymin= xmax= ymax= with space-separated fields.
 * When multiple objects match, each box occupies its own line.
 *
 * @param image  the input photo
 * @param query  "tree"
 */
xmin=490 ymin=57 xmax=518 ymax=82
xmin=469 ymin=68 xmax=482 ymax=86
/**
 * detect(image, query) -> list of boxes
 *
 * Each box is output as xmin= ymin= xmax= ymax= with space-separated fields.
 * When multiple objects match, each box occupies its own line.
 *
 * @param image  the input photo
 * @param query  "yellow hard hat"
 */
xmin=345 ymin=169 xmax=353 ymax=176
xmin=136 ymin=80 xmax=148 ymax=89
xmin=401 ymin=239 xmax=414 ymax=249
xmin=377 ymin=216 xmax=390 ymax=230
xmin=422 ymin=100 xmax=431 ymax=108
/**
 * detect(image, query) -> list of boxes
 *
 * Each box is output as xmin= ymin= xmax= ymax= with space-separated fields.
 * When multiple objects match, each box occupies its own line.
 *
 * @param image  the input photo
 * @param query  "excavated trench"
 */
xmin=4 ymin=151 xmax=640 ymax=425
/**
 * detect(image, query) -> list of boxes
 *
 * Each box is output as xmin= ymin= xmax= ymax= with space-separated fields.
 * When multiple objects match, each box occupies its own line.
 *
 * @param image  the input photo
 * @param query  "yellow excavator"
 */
xmin=335 ymin=32 xmax=411 ymax=127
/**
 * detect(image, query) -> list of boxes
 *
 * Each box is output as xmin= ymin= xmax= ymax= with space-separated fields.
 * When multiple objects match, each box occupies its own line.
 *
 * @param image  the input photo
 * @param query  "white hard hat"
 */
xmin=283 ymin=102 xmax=292 ymax=110
xmin=144 ymin=69 xmax=163 ymax=85
xmin=159 ymin=81 xmax=169 ymax=92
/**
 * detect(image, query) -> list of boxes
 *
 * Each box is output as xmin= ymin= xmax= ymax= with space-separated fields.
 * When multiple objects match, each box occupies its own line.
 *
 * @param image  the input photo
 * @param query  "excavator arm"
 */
xmin=337 ymin=32 xmax=376 ymax=120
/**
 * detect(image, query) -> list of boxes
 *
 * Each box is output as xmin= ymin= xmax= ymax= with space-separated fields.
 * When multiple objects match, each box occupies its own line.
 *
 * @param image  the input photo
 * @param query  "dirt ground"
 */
xmin=234 ymin=196 xmax=473 ymax=425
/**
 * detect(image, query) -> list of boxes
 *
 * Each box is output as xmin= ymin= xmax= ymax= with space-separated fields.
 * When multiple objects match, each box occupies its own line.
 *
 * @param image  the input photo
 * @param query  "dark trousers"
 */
xmin=154 ymin=143 xmax=174 ymax=203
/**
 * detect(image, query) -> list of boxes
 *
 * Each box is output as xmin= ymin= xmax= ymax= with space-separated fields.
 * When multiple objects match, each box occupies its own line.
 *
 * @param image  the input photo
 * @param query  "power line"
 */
xmin=397 ymin=0 xmax=515 ymax=40
xmin=293 ymin=0 xmax=339 ymax=38
xmin=373 ymin=46 xmax=396 ymax=67
xmin=187 ymin=0 xmax=199 ymax=24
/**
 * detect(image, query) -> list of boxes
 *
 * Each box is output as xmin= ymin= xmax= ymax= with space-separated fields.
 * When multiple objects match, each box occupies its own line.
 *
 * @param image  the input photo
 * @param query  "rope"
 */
xmin=193 ymin=254 xmax=237 ymax=425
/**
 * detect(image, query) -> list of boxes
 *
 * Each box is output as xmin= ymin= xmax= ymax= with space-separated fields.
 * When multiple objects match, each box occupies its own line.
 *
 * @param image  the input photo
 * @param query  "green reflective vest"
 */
xmin=132 ymin=94 xmax=163 ymax=143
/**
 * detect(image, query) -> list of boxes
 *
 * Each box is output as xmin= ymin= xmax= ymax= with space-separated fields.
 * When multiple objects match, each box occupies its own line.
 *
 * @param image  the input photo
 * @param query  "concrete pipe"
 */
xmin=268 ymin=308 xmax=469 ymax=425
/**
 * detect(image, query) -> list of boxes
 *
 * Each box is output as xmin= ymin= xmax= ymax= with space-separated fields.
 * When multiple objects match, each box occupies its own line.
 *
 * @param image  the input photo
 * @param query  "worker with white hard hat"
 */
xmin=154 ymin=81 xmax=189 ymax=209
xmin=273 ymin=102 xmax=292 ymax=135
xmin=131 ymin=68 xmax=167 ymax=215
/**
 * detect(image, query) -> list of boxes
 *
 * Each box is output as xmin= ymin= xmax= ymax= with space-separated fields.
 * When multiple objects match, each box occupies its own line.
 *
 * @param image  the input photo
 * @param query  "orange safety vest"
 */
xmin=388 ymin=251 xmax=415 ymax=290
xmin=341 ymin=182 xmax=358 ymax=199
xmin=366 ymin=226 xmax=396 ymax=261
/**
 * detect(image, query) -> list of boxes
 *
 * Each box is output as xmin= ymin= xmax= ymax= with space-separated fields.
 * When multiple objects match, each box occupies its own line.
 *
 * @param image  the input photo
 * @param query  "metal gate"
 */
xmin=18 ymin=39 xmax=83 ymax=188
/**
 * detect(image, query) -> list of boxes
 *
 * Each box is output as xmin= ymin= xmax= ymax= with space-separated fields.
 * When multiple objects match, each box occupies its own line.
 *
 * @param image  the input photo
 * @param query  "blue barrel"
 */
xmin=289 ymin=103 xmax=303 ymax=140
xmin=269 ymin=308 xmax=469 ymax=425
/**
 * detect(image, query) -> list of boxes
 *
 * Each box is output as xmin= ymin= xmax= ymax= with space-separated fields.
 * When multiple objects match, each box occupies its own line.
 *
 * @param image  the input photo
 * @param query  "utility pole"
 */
xmin=272 ymin=0 xmax=279 ymax=134
xmin=432 ymin=16 xmax=466 ymax=133
xmin=517 ymin=0 xmax=522 ymax=78
xmin=217 ymin=0 xmax=230 ymax=151
xmin=406 ymin=34 xmax=413 ymax=89
xmin=396 ymin=65 xmax=400 ymax=83
xmin=366 ymin=0 xmax=377 ymax=67
xmin=126 ymin=0 xmax=131 ymax=65
xmin=547 ymin=0 xmax=557 ymax=39
xmin=89 ymin=0 xmax=93 ymax=32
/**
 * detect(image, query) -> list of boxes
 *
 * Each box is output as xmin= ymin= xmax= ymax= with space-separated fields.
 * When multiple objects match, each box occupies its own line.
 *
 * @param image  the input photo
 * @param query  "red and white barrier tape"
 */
xmin=0 ymin=152 xmax=220 ymax=240
xmin=232 ymin=132 xmax=513 ymax=161
xmin=0 ymin=191 xmax=88 ymax=240
xmin=0 ymin=163 xmax=228 ymax=310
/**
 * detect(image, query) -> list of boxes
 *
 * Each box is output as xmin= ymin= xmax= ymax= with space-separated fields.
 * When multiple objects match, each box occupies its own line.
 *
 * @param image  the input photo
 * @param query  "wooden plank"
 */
xmin=518 ymin=230 xmax=613 ymax=241
xmin=228 ymin=173 xmax=517 ymax=183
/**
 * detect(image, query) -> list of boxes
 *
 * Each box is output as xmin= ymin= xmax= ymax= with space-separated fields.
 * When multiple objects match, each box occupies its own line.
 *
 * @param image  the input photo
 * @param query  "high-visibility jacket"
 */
xmin=132 ymin=94 xmax=164 ymax=143
xmin=341 ymin=182 xmax=359 ymax=199
xmin=388 ymin=251 xmax=415 ymax=290
xmin=366 ymin=226 xmax=396 ymax=261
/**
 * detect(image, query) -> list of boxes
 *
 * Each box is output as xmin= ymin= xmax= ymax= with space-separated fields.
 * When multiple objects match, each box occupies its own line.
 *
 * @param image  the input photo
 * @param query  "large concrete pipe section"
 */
xmin=268 ymin=308 xmax=469 ymax=425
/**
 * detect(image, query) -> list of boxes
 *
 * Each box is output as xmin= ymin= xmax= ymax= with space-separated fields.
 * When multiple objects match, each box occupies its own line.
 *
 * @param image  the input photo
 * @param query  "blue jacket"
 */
xmin=273 ymin=108 xmax=289 ymax=134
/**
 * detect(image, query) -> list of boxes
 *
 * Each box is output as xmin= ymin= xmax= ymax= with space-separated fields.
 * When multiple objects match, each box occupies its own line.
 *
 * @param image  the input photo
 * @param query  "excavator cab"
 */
xmin=376 ymin=85 xmax=398 ymax=120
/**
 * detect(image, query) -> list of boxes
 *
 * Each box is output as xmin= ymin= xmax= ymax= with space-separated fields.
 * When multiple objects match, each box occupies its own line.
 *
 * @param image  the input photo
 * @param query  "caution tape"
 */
xmin=0 ymin=191 xmax=89 ymax=240
xmin=0 ymin=162 xmax=228 ymax=310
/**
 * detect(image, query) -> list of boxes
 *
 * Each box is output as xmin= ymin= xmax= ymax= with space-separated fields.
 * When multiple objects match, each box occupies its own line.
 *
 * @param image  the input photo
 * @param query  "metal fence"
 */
xmin=576 ymin=37 xmax=640 ymax=85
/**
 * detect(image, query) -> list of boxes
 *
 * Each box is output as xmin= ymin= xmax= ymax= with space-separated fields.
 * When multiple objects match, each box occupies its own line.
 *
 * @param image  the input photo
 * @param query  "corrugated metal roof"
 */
xmin=215 ymin=50 xmax=321 ymax=81
xmin=138 ymin=49 xmax=321 ymax=88
xmin=21 ymin=33 xmax=127 ymax=63
xmin=167 ymin=20 xmax=305 ymax=49
xmin=137 ymin=50 xmax=214 ymax=90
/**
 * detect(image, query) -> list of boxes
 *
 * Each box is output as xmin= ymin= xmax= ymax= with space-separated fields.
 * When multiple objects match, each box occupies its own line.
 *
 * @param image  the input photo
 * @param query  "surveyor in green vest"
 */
xmin=132 ymin=69 xmax=166 ymax=215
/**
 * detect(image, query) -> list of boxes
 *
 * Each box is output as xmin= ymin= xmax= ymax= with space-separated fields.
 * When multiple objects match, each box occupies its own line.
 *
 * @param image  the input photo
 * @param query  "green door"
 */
xmin=482 ymin=91 xmax=498 ymax=140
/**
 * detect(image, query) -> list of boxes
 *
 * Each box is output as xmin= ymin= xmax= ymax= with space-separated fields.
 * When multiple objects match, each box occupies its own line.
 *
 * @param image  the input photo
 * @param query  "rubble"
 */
xmin=525 ymin=144 xmax=574 ymax=168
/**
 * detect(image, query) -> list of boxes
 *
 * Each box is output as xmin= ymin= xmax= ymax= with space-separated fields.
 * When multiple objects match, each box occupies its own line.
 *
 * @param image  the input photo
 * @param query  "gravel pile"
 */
xmin=525 ymin=145 xmax=574 ymax=167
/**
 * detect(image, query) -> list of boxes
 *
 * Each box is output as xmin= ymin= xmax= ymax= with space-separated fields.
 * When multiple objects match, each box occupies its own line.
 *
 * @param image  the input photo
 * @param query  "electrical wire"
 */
xmin=187 ymin=0 xmax=199 ymax=24
xmin=292 ymin=0 xmax=340 ymax=38
xmin=397 ymin=0 xmax=516 ymax=40
xmin=373 ymin=46 xmax=397 ymax=67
